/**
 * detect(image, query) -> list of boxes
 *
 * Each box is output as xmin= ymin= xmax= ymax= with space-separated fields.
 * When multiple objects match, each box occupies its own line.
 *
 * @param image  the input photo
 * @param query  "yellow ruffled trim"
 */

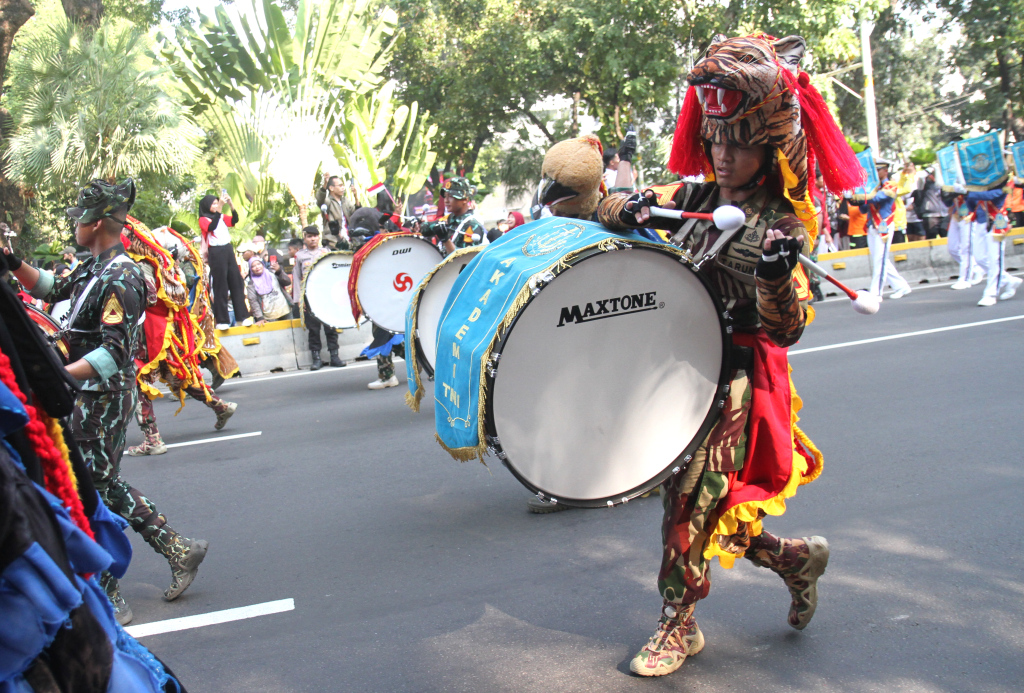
xmin=704 ymin=367 xmax=823 ymax=569
xmin=43 ymin=414 xmax=78 ymax=493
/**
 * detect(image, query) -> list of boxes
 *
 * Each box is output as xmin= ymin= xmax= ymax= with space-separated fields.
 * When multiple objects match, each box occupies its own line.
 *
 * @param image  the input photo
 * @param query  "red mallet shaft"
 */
xmin=798 ymin=255 xmax=880 ymax=315
xmin=646 ymin=205 xmax=747 ymax=233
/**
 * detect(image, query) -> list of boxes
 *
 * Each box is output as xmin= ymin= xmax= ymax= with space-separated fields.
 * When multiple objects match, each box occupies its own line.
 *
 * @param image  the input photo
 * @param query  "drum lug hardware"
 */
xmin=528 ymin=271 xmax=555 ymax=295
xmin=621 ymin=496 xmax=629 ymax=504
xmin=726 ymin=325 xmax=733 ymax=334
xmin=613 ymin=240 xmax=632 ymax=250
xmin=722 ymin=384 xmax=731 ymax=395
xmin=487 ymin=353 xmax=501 ymax=377
xmin=717 ymin=399 xmax=725 ymax=409
xmin=607 ymin=500 xmax=614 ymax=507
xmin=672 ymin=466 xmax=681 ymax=474
xmin=722 ymin=310 xmax=731 ymax=321
xmin=684 ymin=454 xmax=692 ymax=463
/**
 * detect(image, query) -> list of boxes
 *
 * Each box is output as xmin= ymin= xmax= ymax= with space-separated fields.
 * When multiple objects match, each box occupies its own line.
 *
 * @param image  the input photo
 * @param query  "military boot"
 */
xmin=214 ymin=401 xmax=237 ymax=431
xmin=310 ymin=351 xmax=323 ymax=371
xmin=329 ymin=350 xmax=346 ymax=367
xmin=630 ymin=602 xmax=704 ymax=677
xmin=745 ymin=533 xmax=829 ymax=630
xmin=101 ymin=571 xmax=133 ymax=626
xmin=162 ymin=535 xmax=209 ymax=601
xmin=127 ymin=432 xmax=167 ymax=456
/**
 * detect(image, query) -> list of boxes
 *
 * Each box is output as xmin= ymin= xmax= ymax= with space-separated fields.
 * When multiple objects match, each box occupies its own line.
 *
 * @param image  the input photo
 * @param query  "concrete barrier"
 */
xmin=215 ymin=318 xmax=376 ymax=376
xmin=817 ymin=228 xmax=1024 ymax=295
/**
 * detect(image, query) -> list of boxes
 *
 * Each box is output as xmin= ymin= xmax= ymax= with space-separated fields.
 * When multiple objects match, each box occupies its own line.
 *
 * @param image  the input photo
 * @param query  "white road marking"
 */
xmin=790 ymin=315 xmax=1024 ymax=355
xmin=164 ymin=431 xmax=262 ymax=449
xmin=125 ymin=598 xmax=294 ymax=638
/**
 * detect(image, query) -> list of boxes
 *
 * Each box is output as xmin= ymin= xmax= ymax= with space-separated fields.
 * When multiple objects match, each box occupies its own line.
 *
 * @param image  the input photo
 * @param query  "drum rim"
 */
xmin=412 ymin=245 xmax=484 ymax=378
xmin=483 ymin=243 xmax=734 ymax=508
xmin=25 ymin=302 xmax=71 ymax=361
xmin=357 ymin=234 xmax=442 ymax=332
xmin=302 ymin=249 xmax=359 ymax=330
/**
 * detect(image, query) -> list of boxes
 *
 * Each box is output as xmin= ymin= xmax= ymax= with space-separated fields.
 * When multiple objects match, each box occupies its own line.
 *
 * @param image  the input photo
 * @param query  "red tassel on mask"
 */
xmin=667 ymin=86 xmax=709 ymax=178
xmin=781 ymin=70 xmax=864 ymax=194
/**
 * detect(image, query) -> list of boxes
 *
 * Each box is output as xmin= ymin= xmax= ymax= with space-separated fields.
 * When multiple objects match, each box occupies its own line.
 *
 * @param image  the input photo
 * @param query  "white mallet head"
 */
xmin=851 ymin=290 xmax=880 ymax=315
xmin=712 ymin=205 xmax=747 ymax=233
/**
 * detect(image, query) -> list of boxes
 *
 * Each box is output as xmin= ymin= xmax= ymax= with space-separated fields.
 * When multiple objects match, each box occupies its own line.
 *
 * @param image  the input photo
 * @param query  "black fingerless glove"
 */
xmin=618 ymin=130 xmax=637 ymax=163
xmin=618 ymin=191 xmax=651 ymax=225
xmin=3 ymin=251 xmax=22 ymax=272
xmin=755 ymin=237 xmax=802 ymax=280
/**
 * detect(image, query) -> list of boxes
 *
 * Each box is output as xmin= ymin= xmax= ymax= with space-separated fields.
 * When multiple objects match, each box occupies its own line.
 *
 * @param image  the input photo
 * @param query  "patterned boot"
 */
xmin=213 ymin=399 xmax=237 ymax=431
xmin=101 ymin=571 xmax=133 ymax=625
xmin=126 ymin=432 xmax=167 ymax=456
xmin=630 ymin=602 xmax=704 ymax=677
xmin=745 ymin=532 xmax=829 ymax=630
xmin=160 ymin=532 xmax=209 ymax=601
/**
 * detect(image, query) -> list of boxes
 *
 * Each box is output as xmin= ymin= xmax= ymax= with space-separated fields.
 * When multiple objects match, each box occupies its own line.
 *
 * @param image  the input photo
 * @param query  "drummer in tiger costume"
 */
xmin=122 ymin=221 xmax=239 ymax=456
xmin=597 ymin=33 xmax=863 ymax=677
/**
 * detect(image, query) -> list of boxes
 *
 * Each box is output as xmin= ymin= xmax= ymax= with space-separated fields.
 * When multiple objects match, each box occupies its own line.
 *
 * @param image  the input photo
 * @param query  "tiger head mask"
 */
xmin=686 ymin=34 xmax=805 ymax=151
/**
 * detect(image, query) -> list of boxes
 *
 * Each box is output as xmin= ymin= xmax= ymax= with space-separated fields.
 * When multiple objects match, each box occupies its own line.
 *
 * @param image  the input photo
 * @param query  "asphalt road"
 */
xmin=118 ymin=278 xmax=1024 ymax=693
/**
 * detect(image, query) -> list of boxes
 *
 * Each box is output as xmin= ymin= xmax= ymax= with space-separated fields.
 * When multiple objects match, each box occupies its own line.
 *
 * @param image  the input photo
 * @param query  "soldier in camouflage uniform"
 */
xmin=419 ymin=177 xmax=486 ymax=253
xmin=594 ymin=33 xmax=866 ymax=678
xmin=5 ymin=179 xmax=208 ymax=626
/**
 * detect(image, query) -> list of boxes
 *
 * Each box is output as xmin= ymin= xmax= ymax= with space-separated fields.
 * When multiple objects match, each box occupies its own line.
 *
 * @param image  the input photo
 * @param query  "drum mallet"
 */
xmin=646 ymin=205 xmax=879 ymax=315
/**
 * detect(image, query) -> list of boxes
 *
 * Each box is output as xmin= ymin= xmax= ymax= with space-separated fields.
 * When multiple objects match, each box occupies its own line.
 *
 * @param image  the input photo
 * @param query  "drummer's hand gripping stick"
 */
xmin=645 ymin=205 xmax=880 ymax=315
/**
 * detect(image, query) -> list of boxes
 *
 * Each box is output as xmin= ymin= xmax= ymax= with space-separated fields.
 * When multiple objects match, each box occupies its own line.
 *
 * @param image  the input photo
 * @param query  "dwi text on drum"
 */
xmin=355 ymin=235 xmax=442 ymax=333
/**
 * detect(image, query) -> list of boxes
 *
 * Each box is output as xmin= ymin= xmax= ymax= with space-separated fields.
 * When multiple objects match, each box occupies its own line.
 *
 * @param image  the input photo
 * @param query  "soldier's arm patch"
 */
xmin=101 ymin=293 xmax=125 ymax=325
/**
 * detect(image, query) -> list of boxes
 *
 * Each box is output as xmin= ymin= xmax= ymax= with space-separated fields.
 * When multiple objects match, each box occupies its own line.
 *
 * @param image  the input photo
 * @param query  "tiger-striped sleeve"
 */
xmin=756 ymin=272 xmax=805 ymax=347
xmin=597 ymin=192 xmax=633 ymax=230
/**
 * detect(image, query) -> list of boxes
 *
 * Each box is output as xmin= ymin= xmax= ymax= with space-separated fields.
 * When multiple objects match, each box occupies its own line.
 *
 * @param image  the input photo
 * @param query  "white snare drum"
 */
xmin=355 ymin=235 xmax=442 ymax=333
xmin=412 ymin=245 xmax=483 ymax=376
xmin=304 ymin=251 xmax=360 ymax=329
xmin=485 ymin=243 xmax=732 ymax=507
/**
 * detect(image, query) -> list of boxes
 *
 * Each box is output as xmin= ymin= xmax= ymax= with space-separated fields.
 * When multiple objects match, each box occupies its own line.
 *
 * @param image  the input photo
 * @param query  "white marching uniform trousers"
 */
xmin=947 ymin=218 xmax=985 ymax=283
xmin=982 ymin=229 xmax=1017 ymax=299
xmin=867 ymin=225 xmax=910 ymax=296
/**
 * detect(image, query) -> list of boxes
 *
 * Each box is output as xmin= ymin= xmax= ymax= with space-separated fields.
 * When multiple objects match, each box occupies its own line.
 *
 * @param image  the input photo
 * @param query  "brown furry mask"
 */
xmin=538 ymin=135 xmax=606 ymax=217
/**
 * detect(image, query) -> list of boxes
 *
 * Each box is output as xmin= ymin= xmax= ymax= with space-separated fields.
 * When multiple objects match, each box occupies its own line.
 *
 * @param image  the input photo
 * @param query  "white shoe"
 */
xmin=368 ymin=375 xmax=399 ymax=390
xmin=242 ymin=317 xmax=255 ymax=327
xmin=970 ymin=273 xmax=986 ymax=286
xmin=998 ymin=277 xmax=1021 ymax=301
xmin=890 ymin=287 xmax=912 ymax=299
xmin=215 ymin=323 xmax=230 ymax=331
xmin=977 ymin=295 xmax=997 ymax=307
xmin=950 ymin=280 xmax=971 ymax=290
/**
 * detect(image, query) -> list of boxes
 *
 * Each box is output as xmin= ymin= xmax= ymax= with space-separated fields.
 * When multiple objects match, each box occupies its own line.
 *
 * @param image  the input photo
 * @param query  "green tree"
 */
xmin=4 ymin=15 xmax=203 ymax=192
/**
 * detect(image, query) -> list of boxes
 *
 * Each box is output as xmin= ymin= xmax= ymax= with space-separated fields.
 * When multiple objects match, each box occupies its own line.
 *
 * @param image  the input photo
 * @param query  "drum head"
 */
xmin=49 ymin=300 xmax=71 ymax=324
xmin=416 ymin=247 xmax=482 ymax=375
xmin=357 ymin=236 xmax=441 ymax=333
xmin=305 ymin=252 xmax=360 ymax=329
xmin=489 ymin=248 xmax=728 ymax=505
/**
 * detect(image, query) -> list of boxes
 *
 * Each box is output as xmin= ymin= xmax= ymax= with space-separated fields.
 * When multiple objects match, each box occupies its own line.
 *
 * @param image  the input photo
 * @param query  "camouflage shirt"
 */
xmin=31 ymin=243 xmax=146 ymax=392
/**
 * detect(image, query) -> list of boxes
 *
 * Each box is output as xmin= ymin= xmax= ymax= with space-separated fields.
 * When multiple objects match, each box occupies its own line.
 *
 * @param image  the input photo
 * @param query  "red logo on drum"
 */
xmin=393 ymin=273 xmax=414 ymax=292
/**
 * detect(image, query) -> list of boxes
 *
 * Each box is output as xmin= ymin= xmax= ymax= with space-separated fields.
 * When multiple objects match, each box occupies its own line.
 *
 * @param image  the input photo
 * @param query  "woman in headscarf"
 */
xmin=245 ymin=257 xmax=291 ymax=325
xmin=199 ymin=193 xmax=252 ymax=329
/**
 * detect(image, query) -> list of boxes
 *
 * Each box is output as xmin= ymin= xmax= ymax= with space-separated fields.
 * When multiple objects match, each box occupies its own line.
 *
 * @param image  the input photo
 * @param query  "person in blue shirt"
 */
xmin=945 ymin=183 xmax=1022 ymax=305
xmin=851 ymin=159 xmax=912 ymax=299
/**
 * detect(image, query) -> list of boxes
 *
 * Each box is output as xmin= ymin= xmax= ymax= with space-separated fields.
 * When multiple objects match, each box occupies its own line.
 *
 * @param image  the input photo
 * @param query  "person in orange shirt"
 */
xmin=847 ymin=201 xmax=868 ymax=248
xmin=1008 ymin=183 xmax=1024 ymax=228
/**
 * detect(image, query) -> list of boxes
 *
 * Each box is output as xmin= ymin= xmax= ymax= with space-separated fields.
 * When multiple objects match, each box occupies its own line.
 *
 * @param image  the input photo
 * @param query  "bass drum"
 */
xmin=303 ymin=251 xmax=361 ymax=329
xmin=485 ymin=243 xmax=732 ymax=507
xmin=411 ymin=245 xmax=483 ymax=377
xmin=25 ymin=303 xmax=70 ymax=363
xmin=355 ymin=235 xmax=442 ymax=333
xmin=49 ymin=299 xmax=71 ymax=325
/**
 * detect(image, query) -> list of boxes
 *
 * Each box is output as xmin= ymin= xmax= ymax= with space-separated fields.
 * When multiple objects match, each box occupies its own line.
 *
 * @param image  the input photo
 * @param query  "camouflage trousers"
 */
xmin=136 ymin=381 xmax=230 ymax=438
xmin=659 ymin=367 xmax=806 ymax=605
xmin=72 ymin=389 xmax=187 ymax=562
xmin=377 ymin=353 xmax=394 ymax=380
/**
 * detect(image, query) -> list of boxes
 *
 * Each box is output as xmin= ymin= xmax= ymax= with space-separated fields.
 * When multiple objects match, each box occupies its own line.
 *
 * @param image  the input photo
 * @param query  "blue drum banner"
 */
xmin=431 ymin=218 xmax=657 ymax=461
xmin=853 ymin=148 xmax=879 ymax=195
xmin=936 ymin=145 xmax=965 ymax=187
xmin=1009 ymin=141 xmax=1024 ymax=177
xmin=955 ymin=131 xmax=1007 ymax=190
